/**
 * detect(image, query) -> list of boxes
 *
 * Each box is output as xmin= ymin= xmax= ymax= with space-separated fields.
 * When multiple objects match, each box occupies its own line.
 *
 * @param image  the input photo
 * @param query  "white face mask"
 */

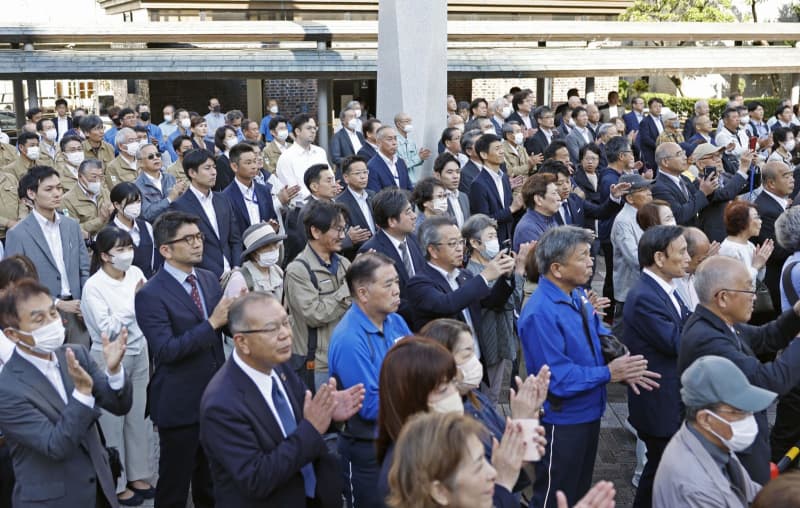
xmin=224 ymin=137 xmax=238 ymax=150
xmin=276 ymin=129 xmax=289 ymax=142
xmin=257 ymin=249 xmax=280 ymax=267
xmin=739 ymin=115 xmax=750 ymax=125
xmin=269 ymin=105 xmax=279 ymax=114
xmin=482 ymin=238 xmax=500 ymax=259
xmin=123 ymin=202 xmax=141 ymax=220
xmin=66 ymin=151 xmax=85 ymax=167
xmin=163 ymin=114 xmax=173 ymax=123
xmin=483 ymin=128 xmax=495 ymax=135
xmin=784 ymin=140 xmax=796 ymax=152
xmin=403 ymin=124 xmax=414 ymax=134
xmin=429 ymin=390 xmax=464 ymax=415
xmin=513 ymin=132 xmax=524 ymax=146
xmin=86 ymin=181 xmax=102 ymax=195
xmin=455 ymin=124 xmax=465 ymax=134
xmin=0 ymin=132 xmax=8 ymax=144
xmin=44 ymin=129 xmax=57 ymax=142
xmin=347 ymin=118 xmax=359 ymax=131
xmin=501 ymin=106 xmax=513 ymax=119
xmin=432 ymin=197 xmax=448 ymax=213
xmin=354 ymin=109 xmax=362 ymax=118
xmin=25 ymin=146 xmax=40 ymax=160
xmin=705 ymin=410 xmax=759 ymax=452
xmin=15 ymin=318 xmax=66 ymax=355
xmin=180 ymin=118 xmax=191 ymax=130
xmin=458 ymin=354 xmax=483 ymax=390
xmin=124 ymin=141 xmax=140 ymax=157
xmin=110 ymin=250 xmax=134 ymax=272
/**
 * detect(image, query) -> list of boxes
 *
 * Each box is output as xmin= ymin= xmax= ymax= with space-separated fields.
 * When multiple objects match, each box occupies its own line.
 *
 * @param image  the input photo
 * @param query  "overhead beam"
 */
xmin=0 ymin=20 xmax=798 ymax=45
xmin=0 ymin=46 xmax=797 ymax=79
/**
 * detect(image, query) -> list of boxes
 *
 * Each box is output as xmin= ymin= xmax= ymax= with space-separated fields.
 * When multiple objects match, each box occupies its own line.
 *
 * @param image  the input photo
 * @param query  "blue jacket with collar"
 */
xmin=518 ymin=277 xmax=610 ymax=425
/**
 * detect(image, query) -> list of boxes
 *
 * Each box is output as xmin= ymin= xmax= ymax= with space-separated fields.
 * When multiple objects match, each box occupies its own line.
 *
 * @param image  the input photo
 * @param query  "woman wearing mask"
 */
xmin=81 ymin=226 xmax=154 ymax=506
xmin=411 ymin=177 xmax=448 ymax=232
xmin=212 ymin=125 xmax=237 ymax=191
xmin=376 ymin=337 xmax=528 ymax=508
xmin=769 ymin=127 xmax=795 ymax=166
xmin=109 ymin=183 xmax=160 ymax=279
xmin=222 ymin=222 xmax=286 ymax=299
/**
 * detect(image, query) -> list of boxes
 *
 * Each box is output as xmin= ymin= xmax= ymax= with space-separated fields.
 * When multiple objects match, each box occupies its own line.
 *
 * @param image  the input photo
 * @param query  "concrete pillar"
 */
xmin=543 ymin=77 xmax=553 ymax=108
xmin=246 ymin=79 xmax=263 ymax=124
xmin=791 ymin=74 xmax=800 ymax=106
xmin=730 ymin=73 xmax=741 ymax=95
xmin=12 ymin=80 xmax=25 ymax=130
xmin=376 ymin=0 xmax=447 ymax=178
xmin=317 ymin=78 xmax=331 ymax=156
xmin=23 ymin=43 xmax=38 ymax=109
xmin=585 ymin=77 xmax=596 ymax=104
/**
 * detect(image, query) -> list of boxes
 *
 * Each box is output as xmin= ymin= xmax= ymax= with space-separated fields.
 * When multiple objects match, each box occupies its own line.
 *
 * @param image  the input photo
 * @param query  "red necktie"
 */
xmin=186 ymin=274 xmax=204 ymax=316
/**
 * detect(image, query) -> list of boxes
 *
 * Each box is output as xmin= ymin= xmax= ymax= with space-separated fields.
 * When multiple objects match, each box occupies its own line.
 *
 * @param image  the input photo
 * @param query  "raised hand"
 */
xmin=510 ymin=365 xmax=550 ymax=419
xmin=492 ymin=419 xmax=526 ymax=491
xmin=303 ymin=383 xmax=336 ymax=434
xmin=557 ymin=481 xmax=616 ymax=508
xmin=330 ymin=381 xmax=366 ymax=422
xmin=587 ymin=290 xmax=611 ymax=316
xmin=752 ymin=239 xmax=774 ymax=270
xmin=66 ymin=347 xmax=93 ymax=395
xmin=102 ymin=327 xmax=128 ymax=375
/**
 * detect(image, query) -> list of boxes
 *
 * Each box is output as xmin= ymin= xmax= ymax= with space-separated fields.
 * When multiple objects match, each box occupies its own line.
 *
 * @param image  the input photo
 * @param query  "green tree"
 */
xmin=619 ymin=0 xmax=736 ymax=23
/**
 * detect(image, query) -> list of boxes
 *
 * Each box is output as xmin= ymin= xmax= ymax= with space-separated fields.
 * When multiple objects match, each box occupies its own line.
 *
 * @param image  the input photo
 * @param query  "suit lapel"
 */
xmin=342 ymin=190 xmax=367 ymax=227
xmin=184 ymin=191 xmax=221 ymax=243
xmin=159 ymin=269 xmax=205 ymax=320
xmin=228 ymin=183 xmax=249 ymax=227
xmin=25 ymin=216 xmax=59 ymax=270
xmin=480 ymin=171 xmax=503 ymax=208
xmin=9 ymin=350 xmax=67 ymax=414
xmin=644 ymin=275 xmax=682 ymax=323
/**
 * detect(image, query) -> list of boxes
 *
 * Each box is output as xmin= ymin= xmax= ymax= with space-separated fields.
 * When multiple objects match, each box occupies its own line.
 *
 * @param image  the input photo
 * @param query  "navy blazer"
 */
xmin=335 ymin=187 xmax=375 ymax=259
xmin=623 ymin=111 xmax=642 ymax=137
xmin=366 ymin=153 xmax=414 ymax=193
xmin=755 ymin=191 xmax=790 ymax=310
xmin=524 ymin=129 xmax=556 ymax=158
xmin=405 ymin=262 xmax=514 ymax=332
xmin=200 ymin=360 xmax=342 ymax=508
xmin=135 ymin=267 xmax=225 ymax=428
xmin=469 ymin=169 xmax=515 ymax=246
xmin=356 ymin=143 xmax=377 ymax=163
xmin=637 ymin=115 xmax=661 ymax=171
xmin=651 ymin=172 xmax=709 ymax=227
xmin=170 ymin=189 xmax=242 ymax=277
xmin=359 ymin=230 xmax=425 ymax=324
xmin=624 ymin=273 xmax=688 ymax=438
xmin=54 ymin=117 xmax=73 ymax=140
xmin=555 ymin=193 xmax=621 ymax=230
xmin=330 ymin=128 xmax=366 ymax=169
xmin=698 ymin=172 xmax=747 ymax=243
xmin=222 ymin=179 xmax=278 ymax=233
xmin=459 ymin=160 xmax=482 ymax=194
xmin=213 ymin=154 xmax=235 ymax=192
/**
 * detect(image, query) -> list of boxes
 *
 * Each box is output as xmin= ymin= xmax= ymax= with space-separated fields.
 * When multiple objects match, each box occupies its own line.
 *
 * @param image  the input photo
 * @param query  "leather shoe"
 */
xmin=118 ymin=491 xmax=144 ymax=506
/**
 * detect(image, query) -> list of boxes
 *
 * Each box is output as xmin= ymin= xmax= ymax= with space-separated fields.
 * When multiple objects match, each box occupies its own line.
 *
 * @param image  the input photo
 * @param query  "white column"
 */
xmin=376 ymin=0 xmax=447 ymax=179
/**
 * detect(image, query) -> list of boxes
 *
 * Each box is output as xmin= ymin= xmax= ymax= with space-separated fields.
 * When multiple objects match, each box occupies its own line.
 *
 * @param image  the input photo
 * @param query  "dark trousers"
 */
xmin=632 ymin=432 xmax=670 ymax=508
xmin=601 ymin=242 xmax=615 ymax=303
xmin=0 ymin=441 xmax=13 ymax=508
xmin=771 ymin=387 xmax=800 ymax=463
xmin=155 ymin=424 xmax=214 ymax=508
xmin=533 ymin=420 xmax=600 ymax=508
xmin=338 ymin=436 xmax=382 ymax=508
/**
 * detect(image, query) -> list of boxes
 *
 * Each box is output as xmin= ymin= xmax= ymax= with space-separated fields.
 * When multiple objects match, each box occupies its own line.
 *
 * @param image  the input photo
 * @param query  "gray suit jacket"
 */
xmin=5 ymin=212 xmax=90 ymax=298
xmin=446 ymin=190 xmax=471 ymax=227
xmin=0 ymin=345 xmax=132 ymax=507
xmin=565 ymin=127 xmax=591 ymax=166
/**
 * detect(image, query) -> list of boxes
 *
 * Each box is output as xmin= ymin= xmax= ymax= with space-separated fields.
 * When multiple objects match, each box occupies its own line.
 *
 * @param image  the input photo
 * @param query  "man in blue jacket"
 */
xmin=328 ymin=252 xmax=411 ymax=508
xmin=518 ymin=225 xmax=660 ymax=508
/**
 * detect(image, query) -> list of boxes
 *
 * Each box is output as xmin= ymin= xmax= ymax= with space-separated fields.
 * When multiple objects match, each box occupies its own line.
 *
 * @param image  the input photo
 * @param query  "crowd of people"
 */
xmin=0 ymin=87 xmax=799 ymax=508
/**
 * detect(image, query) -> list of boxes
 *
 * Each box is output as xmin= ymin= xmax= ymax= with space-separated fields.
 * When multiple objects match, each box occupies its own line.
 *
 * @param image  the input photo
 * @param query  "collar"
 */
xmin=763 ymin=189 xmax=788 ymax=210
xmin=427 ymin=262 xmax=459 ymax=283
xmin=113 ymin=216 xmax=139 ymax=233
xmin=528 ymin=208 xmax=556 ymax=221
xmin=15 ymin=344 xmax=59 ymax=372
xmin=348 ymin=186 xmax=368 ymax=201
xmin=163 ymin=261 xmax=197 ymax=286
xmin=232 ymin=349 xmax=278 ymax=386
xmin=308 ymin=244 xmax=339 ymax=275
xmin=349 ymin=303 xmax=383 ymax=335
xmin=235 ymin=177 xmax=254 ymax=197
xmin=686 ymin=422 xmax=731 ymax=467
xmin=537 ymin=275 xmax=577 ymax=304
xmin=32 ymin=208 xmax=61 ymax=227
xmin=190 ymin=184 xmax=212 ymax=203
xmin=384 ymin=230 xmax=407 ymax=251
xmin=0 ymin=331 xmax=14 ymax=365
xmin=485 ymin=166 xmax=503 ymax=180
xmin=643 ymin=268 xmax=676 ymax=295
xmin=661 ymin=171 xmax=683 ymax=188
xmin=378 ymin=150 xmax=398 ymax=166
xmin=144 ymin=170 xmax=162 ymax=185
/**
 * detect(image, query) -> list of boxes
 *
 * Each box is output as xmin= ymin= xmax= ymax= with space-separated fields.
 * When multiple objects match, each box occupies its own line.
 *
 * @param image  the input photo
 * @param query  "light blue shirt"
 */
xmin=163 ymin=262 xmax=209 ymax=318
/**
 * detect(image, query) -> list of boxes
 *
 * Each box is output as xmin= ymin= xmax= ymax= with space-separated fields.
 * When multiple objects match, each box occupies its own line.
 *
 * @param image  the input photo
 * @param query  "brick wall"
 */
xmin=447 ymin=78 xmax=473 ymax=104
xmin=263 ymin=79 xmax=319 ymax=119
xmin=464 ymin=76 xmax=620 ymax=107
xmin=110 ymin=79 xmax=150 ymax=110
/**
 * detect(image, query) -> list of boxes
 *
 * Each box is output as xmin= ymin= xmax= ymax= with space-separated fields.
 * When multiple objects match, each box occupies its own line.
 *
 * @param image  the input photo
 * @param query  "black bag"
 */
xmin=577 ymin=293 xmax=629 ymax=364
xmin=96 ymin=423 xmax=123 ymax=484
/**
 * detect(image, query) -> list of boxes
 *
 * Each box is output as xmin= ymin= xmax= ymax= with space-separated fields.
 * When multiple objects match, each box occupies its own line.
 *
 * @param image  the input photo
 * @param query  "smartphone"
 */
xmin=501 ymin=239 xmax=512 ymax=256
xmin=749 ymin=136 xmax=758 ymax=151
xmin=703 ymin=166 xmax=717 ymax=179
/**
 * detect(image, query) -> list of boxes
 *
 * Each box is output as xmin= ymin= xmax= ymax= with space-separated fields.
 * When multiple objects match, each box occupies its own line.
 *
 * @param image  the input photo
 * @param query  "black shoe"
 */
xmin=129 ymin=485 xmax=156 ymax=499
xmin=118 ymin=492 xmax=144 ymax=506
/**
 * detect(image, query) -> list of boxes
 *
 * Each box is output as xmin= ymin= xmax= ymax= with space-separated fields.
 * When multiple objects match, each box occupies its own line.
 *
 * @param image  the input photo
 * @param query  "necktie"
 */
xmin=185 ymin=274 xmax=205 ymax=316
xmin=400 ymin=241 xmax=415 ymax=276
xmin=673 ymin=289 xmax=690 ymax=319
xmin=678 ymin=178 xmax=690 ymax=199
xmin=271 ymin=381 xmax=317 ymax=498
xmin=561 ymin=202 xmax=572 ymax=225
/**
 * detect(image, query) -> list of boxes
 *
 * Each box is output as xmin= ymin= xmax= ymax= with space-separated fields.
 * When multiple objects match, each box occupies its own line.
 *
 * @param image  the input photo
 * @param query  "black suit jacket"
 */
xmin=755 ymin=192 xmax=790 ymax=310
xmin=469 ymin=169 xmax=515 ymax=246
xmin=555 ymin=193 xmax=621 ymax=229
xmin=135 ymin=266 xmax=225 ymax=428
xmin=459 ymin=160 xmax=482 ymax=194
xmin=406 ymin=262 xmax=514 ymax=332
xmin=356 ymin=143 xmax=377 ymax=163
xmin=524 ymin=129 xmax=557 ymax=158
xmin=358 ymin=230 xmax=425 ymax=324
xmin=697 ymin=172 xmax=747 ymax=243
xmin=221 ymin=179 xmax=278 ymax=233
xmin=170 ymin=189 xmax=242 ymax=276
xmin=330 ymin=128 xmax=366 ymax=169
xmin=200 ymin=360 xmax=342 ymax=508
xmin=638 ymin=115 xmax=661 ymax=171
xmin=54 ymin=117 xmax=73 ymax=140
xmin=213 ymin=154 xmax=235 ymax=192
xmin=651 ymin=173 xmax=709 ymax=227
xmin=335 ymin=187 xmax=376 ymax=259
xmin=506 ymin=112 xmax=531 ymax=133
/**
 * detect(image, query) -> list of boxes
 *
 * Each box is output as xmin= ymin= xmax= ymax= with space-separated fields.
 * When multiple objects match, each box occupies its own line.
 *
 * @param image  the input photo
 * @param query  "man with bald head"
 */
xmin=674 ymin=227 xmax=717 ymax=311
xmin=651 ymin=142 xmax=718 ymax=226
xmin=755 ymin=160 xmax=795 ymax=314
xmin=678 ymin=255 xmax=800 ymax=484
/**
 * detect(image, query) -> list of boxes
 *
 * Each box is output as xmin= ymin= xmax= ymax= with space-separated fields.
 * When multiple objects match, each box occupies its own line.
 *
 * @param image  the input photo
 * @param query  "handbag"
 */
xmin=577 ymin=293 xmax=629 ymax=364
xmin=754 ymin=279 xmax=774 ymax=314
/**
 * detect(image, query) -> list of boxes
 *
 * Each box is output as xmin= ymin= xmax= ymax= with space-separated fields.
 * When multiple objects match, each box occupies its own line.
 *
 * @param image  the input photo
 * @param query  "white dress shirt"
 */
xmin=189 ymin=185 xmax=230 ymax=272
xmin=674 ymin=274 xmax=699 ymax=311
xmin=385 ymin=231 xmax=414 ymax=275
xmin=447 ymin=190 xmax=465 ymax=227
xmin=348 ymin=187 xmax=375 ymax=233
xmin=653 ymin=116 xmax=664 ymax=134
xmin=378 ymin=151 xmax=401 ymax=185
xmin=236 ymin=178 xmax=262 ymax=226
xmin=145 ymin=171 xmax=163 ymax=193
xmin=56 ymin=116 xmax=70 ymax=142
xmin=275 ymin=142 xmax=329 ymax=205
xmin=0 ymin=331 xmax=14 ymax=371
xmin=232 ymin=350 xmax=294 ymax=436
xmin=485 ymin=167 xmax=505 ymax=204
xmin=32 ymin=209 xmax=71 ymax=297
xmin=113 ymin=216 xmax=147 ymax=247
xmin=345 ymin=128 xmax=363 ymax=154
xmin=643 ymin=268 xmax=682 ymax=316
xmin=763 ymin=189 xmax=789 ymax=211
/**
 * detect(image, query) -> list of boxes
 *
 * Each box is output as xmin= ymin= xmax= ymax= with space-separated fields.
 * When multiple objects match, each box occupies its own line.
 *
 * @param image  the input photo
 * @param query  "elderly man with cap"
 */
xmin=223 ymin=222 xmax=287 ymax=300
xmin=678 ymin=255 xmax=800 ymax=485
xmin=654 ymin=355 xmax=775 ymax=507
xmin=656 ymin=109 xmax=684 ymax=146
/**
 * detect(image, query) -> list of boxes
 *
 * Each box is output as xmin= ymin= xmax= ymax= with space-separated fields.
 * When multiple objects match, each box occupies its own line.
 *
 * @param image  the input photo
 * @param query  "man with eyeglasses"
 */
xmin=524 ymin=106 xmax=558 ymax=162
xmin=652 ymin=142 xmax=719 ymax=227
xmin=679 ymin=255 xmax=800 ymax=485
xmin=136 ymin=210 xmax=237 ymax=508
xmin=60 ymin=158 xmax=113 ymax=238
xmin=135 ymin=142 xmax=185 ymax=223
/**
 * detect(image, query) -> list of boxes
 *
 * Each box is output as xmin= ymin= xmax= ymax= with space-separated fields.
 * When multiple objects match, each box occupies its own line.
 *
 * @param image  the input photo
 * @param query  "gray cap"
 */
xmin=619 ymin=173 xmax=654 ymax=191
xmin=681 ymin=355 xmax=776 ymax=412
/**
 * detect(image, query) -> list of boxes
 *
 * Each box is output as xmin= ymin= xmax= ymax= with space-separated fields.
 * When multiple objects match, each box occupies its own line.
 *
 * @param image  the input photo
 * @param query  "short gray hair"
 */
xmin=535 ymin=226 xmax=594 ymax=275
xmin=376 ymin=126 xmax=396 ymax=142
xmin=339 ymin=105 xmax=355 ymax=121
xmin=114 ymin=127 xmax=136 ymax=148
xmin=694 ymin=255 xmax=746 ymax=304
xmin=418 ymin=215 xmax=458 ymax=260
xmin=135 ymin=141 xmax=157 ymax=161
xmin=776 ymin=207 xmax=800 ymax=253
xmin=229 ymin=291 xmax=280 ymax=335
xmin=491 ymin=96 xmax=507 ymax=112
xmin=597 ymin=123 xmax=615 ymax=139
xmin=461 ymin=213 xmax=497 ymax=245
xmin=78 ymin=158 xmax=103 ymax=176
xmin=501 ymin=122 xmax=519 ymax=136
xmin=225 ymin=109 xmax=244 ymax=123
xmin=694 ymin=100 xmax=708 ymax=113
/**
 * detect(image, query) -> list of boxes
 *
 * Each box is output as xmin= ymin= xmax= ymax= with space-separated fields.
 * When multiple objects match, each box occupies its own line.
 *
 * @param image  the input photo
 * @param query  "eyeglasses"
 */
xmin=164 ymin=232 xmax=205 ymax=246
xmin=714 ymin=287 xmax=757 ymax=297
xmin=436 ymin=239 xmax=466 ymax=249
xmin=145 ymin=153 xmax=161 ymax=160
xmin=237 ymin=318 xmax=291 ymax=336
xmin=330 ymin=225 xmax=348 ymax=236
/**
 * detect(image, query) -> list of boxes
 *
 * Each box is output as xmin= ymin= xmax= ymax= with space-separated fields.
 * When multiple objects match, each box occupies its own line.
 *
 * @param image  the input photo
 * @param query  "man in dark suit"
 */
xmin=200 ymin=292 xmax=364 ymax=508
xmin=623 ymin=226 xmax=691 ymax=508
xmin=679 ymin=255 xmax=800 ymax=485
xmin=366 ymin=126 xmax=414 ymax=193
xmin=336 ymin=155 xmax=375 ymax=259
xmin=651 ymin=142 xmax=718 ymax=227
xmin=433 ymin=152 xmax=470 ymax=228
xmin=468 ymin=134 xmax=524 ymax=247
xmin=638 ymin=98 xmax=664 ymax=171
xmin=222 ymin=143 xmax=278 ymax=234
xmin=406 ymin=216 xmax=515 ymax=332
xmin=755 ymin=160 xmax=795 ymax=312
xmin=169 ymin=149 xmax=242 ymax=277
xmin=330 ymin=107 xmax=366 ymax=174
xmin=524 ymin=106 xmax=558 ymax=160
xmin=507 ymin=89 xmax=536 ymax=140
xmin=136 ymin=211 xmax=236 ymax=508
xmin=358 ymin=188 xmax=426 ymax=325
xmin=0 ymin=278 xmax=131 ymax=508
xmin=623 ymin=96 xmax=645 ymax=139
xmin=356 ymin=118 xmax=381 ymax=163
xmin=695 ymin=143 xmax=750 ymax=242
xmin=458 ymin=130 xmax=483 ymax=194
xmin=53 ymin=98 xmax=73 ymax=143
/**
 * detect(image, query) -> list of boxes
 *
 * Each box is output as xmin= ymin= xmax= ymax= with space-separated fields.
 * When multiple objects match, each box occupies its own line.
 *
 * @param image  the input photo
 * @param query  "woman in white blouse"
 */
xmin=719 ymin=200 xmax=774 ymax=286
xmin=80 ymin=226 xmax=154 ymax=506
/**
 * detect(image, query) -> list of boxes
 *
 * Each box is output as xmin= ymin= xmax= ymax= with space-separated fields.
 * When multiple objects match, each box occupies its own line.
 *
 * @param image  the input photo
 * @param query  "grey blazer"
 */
xmin=5 ymin=212 xmax=90 ymax=299
xmin=446 ymin=191 xmax=471 ymax=226
xmin=0 ymin=345 xmax=132 ymax=508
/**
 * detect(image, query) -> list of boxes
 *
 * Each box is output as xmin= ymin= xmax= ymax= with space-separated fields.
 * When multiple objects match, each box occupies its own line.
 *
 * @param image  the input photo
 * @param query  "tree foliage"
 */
xmin=619 ymin=0 xmax=736 ymax=22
